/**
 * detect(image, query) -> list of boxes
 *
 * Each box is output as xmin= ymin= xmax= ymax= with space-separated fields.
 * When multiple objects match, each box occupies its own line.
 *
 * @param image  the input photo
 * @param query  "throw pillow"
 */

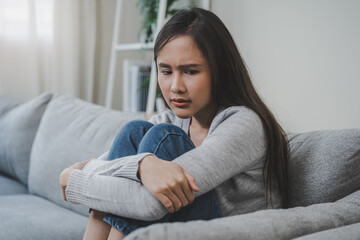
xmin=0 ymin=92 xmax=52 ymax=185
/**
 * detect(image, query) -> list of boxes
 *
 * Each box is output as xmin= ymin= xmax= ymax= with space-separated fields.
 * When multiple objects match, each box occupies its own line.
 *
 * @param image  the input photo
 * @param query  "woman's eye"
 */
xmin=161 ymin=70 xmax=172 ymax=75
xmin=185 ymin=70 xmax=199 ymax=75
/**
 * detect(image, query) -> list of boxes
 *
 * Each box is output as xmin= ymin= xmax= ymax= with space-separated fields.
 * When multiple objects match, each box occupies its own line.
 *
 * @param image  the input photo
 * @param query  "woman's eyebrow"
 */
xmin=158 ymin=63 xmax=203 ymax=69
xmin=158 ymin=63 xmax=171 ymax=68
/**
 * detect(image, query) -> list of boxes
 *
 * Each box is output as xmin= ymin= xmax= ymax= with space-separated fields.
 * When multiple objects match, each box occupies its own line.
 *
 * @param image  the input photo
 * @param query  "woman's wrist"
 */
xmin=137 ymin=155 xmax=155 ymax=181
xmin=59 ymin=158 xmax=93 ymax=201
xmin=59 ymin=167 xmax=75 ymax=201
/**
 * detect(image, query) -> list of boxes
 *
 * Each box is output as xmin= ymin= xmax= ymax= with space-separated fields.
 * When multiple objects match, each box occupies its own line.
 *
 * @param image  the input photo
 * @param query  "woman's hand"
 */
xmin=138 ymin=155 xmax=199 ymax=213
xmin=59 ymin=159 xmax=94 ymax=201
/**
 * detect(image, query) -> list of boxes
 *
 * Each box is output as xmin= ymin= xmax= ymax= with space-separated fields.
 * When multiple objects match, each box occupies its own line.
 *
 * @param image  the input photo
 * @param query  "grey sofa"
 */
xmin=0 ymin=93 xmax=359 ymax=240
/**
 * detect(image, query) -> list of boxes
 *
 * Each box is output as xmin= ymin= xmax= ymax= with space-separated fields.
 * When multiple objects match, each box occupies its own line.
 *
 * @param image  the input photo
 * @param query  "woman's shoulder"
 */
xmin=209 ymin=106 xmax=262 ymax=134
xmin=211 ymin=106 xmax=261 ymax=129
xmin=218 ymin=106 xmax=259 ymax=118
xmin=207 ymin=106 xmax=266 ymax=152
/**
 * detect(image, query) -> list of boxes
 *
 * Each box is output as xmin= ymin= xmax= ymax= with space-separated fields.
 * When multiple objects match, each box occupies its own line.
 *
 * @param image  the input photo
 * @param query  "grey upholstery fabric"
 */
xmin=28 ymin=94 xmax=146 ymax=216
xmin=0 ymin=174 xmax=28 ymax=195
xmin=287 ymin=129 xmax=360 ymax=207
xmin=0 ymin=96 xmax=21 ymax=115
xmin=125 ymin=190 xmax=360 ymax=240
xmin=0 ymin=93 xmax=52 ymax=185
xmin=293 ymin=222 xmax=360 ymax=240
xmin=0 ymin=194 xmax=88 ymax=240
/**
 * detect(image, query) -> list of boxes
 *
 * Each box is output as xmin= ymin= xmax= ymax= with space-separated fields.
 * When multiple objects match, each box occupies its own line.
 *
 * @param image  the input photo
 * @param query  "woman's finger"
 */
xmin=177 ymin=173 xmax=194 ymax=204
xmin=170 ymin=179 xmax=190 ymax=209
xmin=156 ymin=193 xmax=175 ymax=213
xmin=164 ymin=187 xmax=183 ymax=212
xmin=184 ymin=171 xmax=199 ymax=192
xmin=180 ymin=179 xmax=195 ymax=204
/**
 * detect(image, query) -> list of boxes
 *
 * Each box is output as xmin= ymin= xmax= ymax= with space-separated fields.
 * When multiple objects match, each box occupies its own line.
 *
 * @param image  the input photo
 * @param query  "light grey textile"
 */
xmin=293 ymin=222 xmax=360 ymax=240
xmin=0 ymin=92 xmax=52 ymax=185
xmin=125 ymin=190 xmax=360 ymax=240
xmin=0 ymin=95 xmax=21 ymax=115
xmin=0 ymin=194 xmax=88 ymax=240
xmin=0 ymin=174 xmax=28 ymax=195
xmin=28 ymin=94 xmax=146 ymax=216
xmin=66 ymin=107 xmax=275 ymax=221
xmin=287 ymin=129 xmax=360 ymax=207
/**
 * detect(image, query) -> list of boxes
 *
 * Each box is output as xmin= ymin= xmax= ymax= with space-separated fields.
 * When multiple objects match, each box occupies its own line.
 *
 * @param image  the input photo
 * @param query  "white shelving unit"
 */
xmin=105 ymin=0 xmax=210 ymax=115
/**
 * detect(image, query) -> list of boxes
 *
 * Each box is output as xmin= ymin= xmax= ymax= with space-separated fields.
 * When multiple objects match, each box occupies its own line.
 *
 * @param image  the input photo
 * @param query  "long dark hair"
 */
xmin=154 ymin=7 xmax=289 ymax=208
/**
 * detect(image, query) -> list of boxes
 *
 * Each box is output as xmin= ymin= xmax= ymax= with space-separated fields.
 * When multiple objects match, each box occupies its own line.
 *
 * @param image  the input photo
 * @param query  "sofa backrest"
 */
xmin=0 ymin=93 xmax=52 ymax=185
xmin=287 ymin=129 xmax=360 ymax=207
xmin=28 ymin=94 xmax=146 ymax=216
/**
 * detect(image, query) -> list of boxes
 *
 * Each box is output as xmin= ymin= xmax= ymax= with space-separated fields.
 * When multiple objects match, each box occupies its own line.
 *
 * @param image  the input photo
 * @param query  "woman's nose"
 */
xmin=170 ymin=73 xmax=186 ymax=93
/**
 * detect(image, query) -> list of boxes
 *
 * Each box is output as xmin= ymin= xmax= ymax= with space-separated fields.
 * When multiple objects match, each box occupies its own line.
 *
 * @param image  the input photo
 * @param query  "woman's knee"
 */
xmin=114 ymin=120 xmax=153 ymax=140
xmin=145 ymin=123 xmax=185 ymax=136
xmin=141 ymin=124 xmax=191 ymax=146
xmin=121 ymin=120 xmax=153 ymax=133
xmin=138 ymin=123 xmax=195 ymax=159
xmin=108 ymin=120 xmax=153 ymax=160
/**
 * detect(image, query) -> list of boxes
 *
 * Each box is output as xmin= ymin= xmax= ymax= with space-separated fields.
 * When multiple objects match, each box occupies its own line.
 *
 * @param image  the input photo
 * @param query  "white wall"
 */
xmin=212 ymin=0 xmax=360 ymax=133
xmin=93 ymin=0 xmax=152 ymax=110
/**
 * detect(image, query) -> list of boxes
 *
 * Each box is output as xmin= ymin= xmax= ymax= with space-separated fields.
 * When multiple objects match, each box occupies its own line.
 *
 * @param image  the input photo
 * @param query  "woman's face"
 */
xmin=157 ymin=35 xmax=215 ymax=119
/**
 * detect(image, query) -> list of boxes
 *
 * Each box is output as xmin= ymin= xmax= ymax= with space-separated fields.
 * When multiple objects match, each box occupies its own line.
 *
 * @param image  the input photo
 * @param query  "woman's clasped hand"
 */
xmin=60 ymin=155 xmax=199 ymax=213
xmin=138 ymin=155 xmax=199 ymax=213
xmin=59 ymin=159 xmax=93 ymax=201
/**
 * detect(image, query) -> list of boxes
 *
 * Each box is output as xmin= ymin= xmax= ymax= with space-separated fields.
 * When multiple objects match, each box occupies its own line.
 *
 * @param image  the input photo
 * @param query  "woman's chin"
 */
xmin=171 ymin=108 xmax=192 ymax=119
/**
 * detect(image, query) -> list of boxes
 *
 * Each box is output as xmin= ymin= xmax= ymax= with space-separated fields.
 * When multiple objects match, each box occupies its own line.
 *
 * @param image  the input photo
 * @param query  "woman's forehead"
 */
xmin=157 ymin=35 xmax=206 ymax=65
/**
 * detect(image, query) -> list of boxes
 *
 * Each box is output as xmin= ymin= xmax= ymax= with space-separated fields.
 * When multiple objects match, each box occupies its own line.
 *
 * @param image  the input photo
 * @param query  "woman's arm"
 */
xmin=61 ymin=153 xmax=199 ymax=215
xmin=65 ymin=169 xmax=169 ymax=220
xmin=65 ymin=107 xmax=266 ymax=220
xmin=173 ymin=108 xmax=266 ymax=194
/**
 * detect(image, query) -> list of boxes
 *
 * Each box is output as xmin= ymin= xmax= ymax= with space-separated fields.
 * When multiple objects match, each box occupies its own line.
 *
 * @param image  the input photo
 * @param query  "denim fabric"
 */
xmin=103 ymin=120 xmax=222 ymax=236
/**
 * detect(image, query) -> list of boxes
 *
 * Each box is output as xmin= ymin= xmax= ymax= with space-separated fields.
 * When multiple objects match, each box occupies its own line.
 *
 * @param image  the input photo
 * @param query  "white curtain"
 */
xmin=0 ymin=0 xmax=96 ymax=102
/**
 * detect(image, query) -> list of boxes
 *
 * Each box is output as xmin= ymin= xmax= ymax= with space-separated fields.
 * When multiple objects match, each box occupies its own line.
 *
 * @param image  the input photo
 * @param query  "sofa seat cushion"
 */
xmin=0 ymin=93 xmax=52 ymax=185
xmin=0 ymin=174 xmax=28 ymax=195
xmin=293 ymin=222 xmax=360 ymax=240
xmin=0 ymin=194 xmax=88 ymax=240
xmin=287 ymin=129 xmax=360 ymax=207
xmin=125 ymin=190 xmax=360 ymax=240
xmin=28 ymin=94 xmax=146 ymax=215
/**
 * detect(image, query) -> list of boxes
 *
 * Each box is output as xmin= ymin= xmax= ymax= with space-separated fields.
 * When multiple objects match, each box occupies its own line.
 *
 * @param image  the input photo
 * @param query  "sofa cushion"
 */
xmin=0 ymin=92 xmax=52 ymax=185
xmin=28 ymin=94 xmax=146 ymax=216
xmin=287 ymin=129 xmax=360 ymax=207
xmin=0 ymin=174 xmax=28 ymax=195
xmin=293 ymin=222 xmax=360 ymax=240
xmin=0 ymin=95 xmax=21 ymax=115
xmin=0 ymin=194 xmax=88 ymax=240
xmin=125 ymin=190 xmax=360 ymax=240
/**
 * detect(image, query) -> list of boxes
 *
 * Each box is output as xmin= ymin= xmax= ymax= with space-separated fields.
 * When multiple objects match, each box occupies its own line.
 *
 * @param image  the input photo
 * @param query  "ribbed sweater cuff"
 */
xmin=114 ymin=153 xmax=154 ymax=182
xmin=65 ymin=169 xmax=91 ymax=206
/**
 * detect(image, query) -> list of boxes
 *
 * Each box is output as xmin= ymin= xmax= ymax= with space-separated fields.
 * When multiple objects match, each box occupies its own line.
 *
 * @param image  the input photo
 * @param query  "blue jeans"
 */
xmin=103 ymin=120 xmax=222 ymax=236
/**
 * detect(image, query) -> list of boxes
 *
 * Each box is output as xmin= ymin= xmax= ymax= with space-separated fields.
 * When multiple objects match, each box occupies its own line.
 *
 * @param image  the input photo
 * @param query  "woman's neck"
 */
xmin=191 ymin=102 xmax=218 ymax=130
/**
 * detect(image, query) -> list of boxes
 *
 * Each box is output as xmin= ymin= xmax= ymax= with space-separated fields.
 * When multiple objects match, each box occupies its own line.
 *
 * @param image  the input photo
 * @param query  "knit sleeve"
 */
xmin=65 ymin=107 xmax=266 ymax=220
xmin=80 ymin=152 xmax=153 ymax=182
xmin=65 ymin=168 xmax=167 ymax=220
xmin=173 ymin=108 xmax=266 ymax=194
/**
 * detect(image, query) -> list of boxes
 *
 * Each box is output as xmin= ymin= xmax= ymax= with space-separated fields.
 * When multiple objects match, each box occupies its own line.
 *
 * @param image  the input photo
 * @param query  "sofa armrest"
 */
xmin=125 ymin=190 xmax=360 ymax=240
xmin=293 ymin=222 xmax=360 ymax=240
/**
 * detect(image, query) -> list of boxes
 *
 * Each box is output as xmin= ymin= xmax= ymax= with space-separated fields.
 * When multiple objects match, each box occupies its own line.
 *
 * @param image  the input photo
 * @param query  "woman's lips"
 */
xmin=171 ymin=98 xmax=191 ymax=107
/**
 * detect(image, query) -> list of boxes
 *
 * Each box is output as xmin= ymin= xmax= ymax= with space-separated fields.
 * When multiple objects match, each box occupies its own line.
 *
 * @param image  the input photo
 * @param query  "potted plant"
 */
xmin=137 ymin=0 xmax=179 ymax=43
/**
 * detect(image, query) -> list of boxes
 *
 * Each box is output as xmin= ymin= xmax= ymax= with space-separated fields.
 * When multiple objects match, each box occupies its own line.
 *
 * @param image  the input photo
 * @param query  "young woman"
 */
xmin=60 ymin=7 xmax=289 ymax=240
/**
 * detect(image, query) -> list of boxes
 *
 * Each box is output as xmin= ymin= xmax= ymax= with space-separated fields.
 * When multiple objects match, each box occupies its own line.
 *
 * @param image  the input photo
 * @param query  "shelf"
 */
xmin=115 ymin=42 xmax=154 ymax=51
xmin=106 ymin=0 xmax=210 ymax=114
